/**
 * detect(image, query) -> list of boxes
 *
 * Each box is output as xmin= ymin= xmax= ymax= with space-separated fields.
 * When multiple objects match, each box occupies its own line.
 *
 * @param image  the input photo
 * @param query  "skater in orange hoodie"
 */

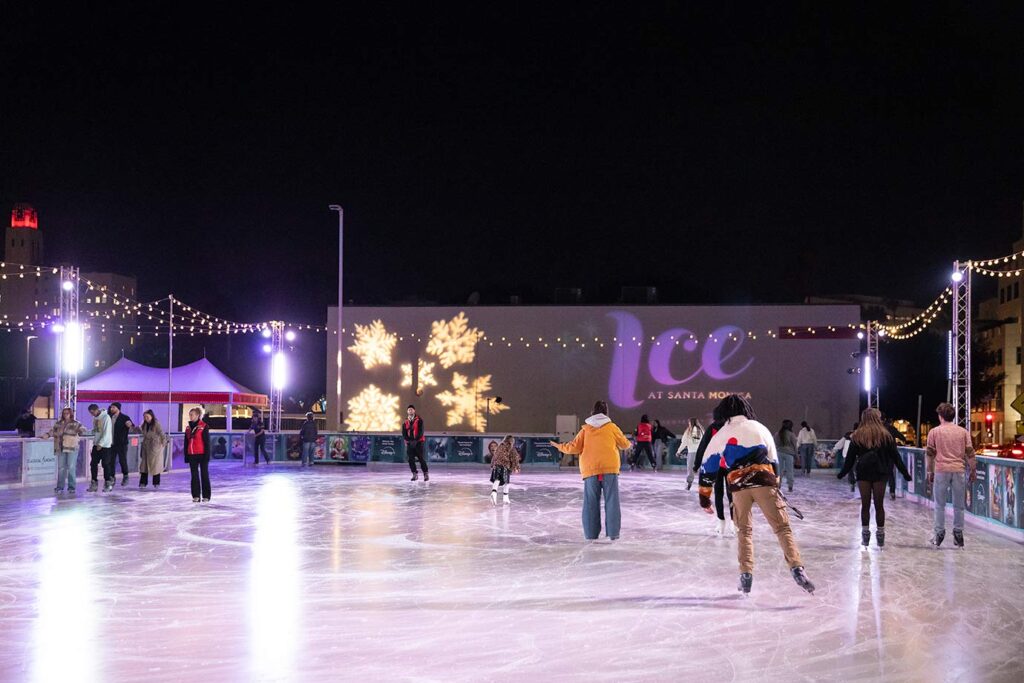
xmin=551 ymin=401 xmax=631 ymax=540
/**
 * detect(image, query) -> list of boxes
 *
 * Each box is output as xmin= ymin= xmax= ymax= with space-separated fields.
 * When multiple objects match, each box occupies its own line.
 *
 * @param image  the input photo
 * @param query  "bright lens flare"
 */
xmin=62 ymin=322 xmax=84 ymax=373
xmin=272 ymin=352 xmax=287 ymax=390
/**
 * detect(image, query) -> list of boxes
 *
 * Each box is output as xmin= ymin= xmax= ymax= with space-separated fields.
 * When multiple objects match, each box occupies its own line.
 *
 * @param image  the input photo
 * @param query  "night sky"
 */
xmin=2 ymin=4 xmax=1022 ymax=418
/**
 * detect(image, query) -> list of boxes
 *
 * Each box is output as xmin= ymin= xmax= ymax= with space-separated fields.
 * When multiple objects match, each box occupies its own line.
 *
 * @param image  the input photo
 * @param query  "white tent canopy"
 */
xmin=75 ymin=358 xmax=267 ymax=430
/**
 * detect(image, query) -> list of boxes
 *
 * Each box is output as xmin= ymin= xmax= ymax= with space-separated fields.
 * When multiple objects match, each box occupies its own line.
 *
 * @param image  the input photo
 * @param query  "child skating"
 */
xmin=489 ymin=435 xmax=521 ymax=505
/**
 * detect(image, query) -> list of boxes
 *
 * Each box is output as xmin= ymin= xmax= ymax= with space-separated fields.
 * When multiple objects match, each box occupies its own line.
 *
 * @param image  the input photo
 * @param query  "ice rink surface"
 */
xmin=0 ymin=465 xmax=1022 ymax=682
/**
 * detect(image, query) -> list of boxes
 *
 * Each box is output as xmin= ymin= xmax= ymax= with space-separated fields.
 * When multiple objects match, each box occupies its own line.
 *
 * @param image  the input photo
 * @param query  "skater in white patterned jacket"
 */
xmin=698 ymin=394 xmax=815 ymax=596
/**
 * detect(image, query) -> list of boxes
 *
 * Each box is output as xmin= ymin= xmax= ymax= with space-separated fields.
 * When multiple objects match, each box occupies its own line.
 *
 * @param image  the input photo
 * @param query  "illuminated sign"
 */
xmin=607 ymin=312 xmax=753 ymax=408
xmin=333 ymin=306 xmax=861 ymax=435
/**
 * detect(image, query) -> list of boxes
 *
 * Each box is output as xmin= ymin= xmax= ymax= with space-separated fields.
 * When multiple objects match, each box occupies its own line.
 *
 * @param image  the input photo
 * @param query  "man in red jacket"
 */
xmin=403 ymin=405 xmax=429 ymax=482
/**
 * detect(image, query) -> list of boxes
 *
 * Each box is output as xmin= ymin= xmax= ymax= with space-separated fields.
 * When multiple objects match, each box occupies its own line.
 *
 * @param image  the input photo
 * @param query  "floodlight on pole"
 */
xmin=951 ymin=270 xmax=964 ymax=283
xmin=261 ymin=327 xmax=272 ymax=339
xmin=61 ymin=280 xmax=74 ymax=291
xmin=285 ymin=329 xmax=296 ymax=342
xmin=863 ymin=354 xmax=872 ymax=394
xmin=272 ymin=351 xmax=287 ymax=391
xmin=62 ymin=322 xmax=84 ymax=373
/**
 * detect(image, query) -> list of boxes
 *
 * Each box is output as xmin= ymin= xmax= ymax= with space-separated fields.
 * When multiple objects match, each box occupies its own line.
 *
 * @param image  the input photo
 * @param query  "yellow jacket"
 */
xmin=554 ymin=414 xmax=630 ymax=479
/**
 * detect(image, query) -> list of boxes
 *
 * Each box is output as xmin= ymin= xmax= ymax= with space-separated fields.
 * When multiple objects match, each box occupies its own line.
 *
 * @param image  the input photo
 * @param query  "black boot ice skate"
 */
xmin=791 ymin=567 xmax=815 ymax=594
xmin=738 ymin=573 xmax=753 ymax=595
xmin=861 ymin=529 xmax=871 ymax=547
xmin=876 ymin=528 xmax=885 ymax=547
xmin=953 ymin=529 xmax=964 ymax=548
xmin=931 ymin=530 xmax=945 ymax=548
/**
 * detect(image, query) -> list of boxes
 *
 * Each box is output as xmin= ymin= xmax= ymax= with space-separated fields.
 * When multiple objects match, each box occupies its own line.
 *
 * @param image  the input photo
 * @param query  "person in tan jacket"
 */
xmin=551 ymin=401 xmax=631 ymax=540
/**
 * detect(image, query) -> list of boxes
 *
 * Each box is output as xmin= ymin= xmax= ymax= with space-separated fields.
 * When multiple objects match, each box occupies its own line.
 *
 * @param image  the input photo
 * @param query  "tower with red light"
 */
xmin=5 ymin=203 xmax=44 ymax=264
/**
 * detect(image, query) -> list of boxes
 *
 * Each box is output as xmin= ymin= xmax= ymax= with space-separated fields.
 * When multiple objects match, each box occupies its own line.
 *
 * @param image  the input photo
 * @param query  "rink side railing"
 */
xmin=3 ymin=435 xmax=1023 ymax=537
xmin=892 ymin=447 xmax=1024 ymax=542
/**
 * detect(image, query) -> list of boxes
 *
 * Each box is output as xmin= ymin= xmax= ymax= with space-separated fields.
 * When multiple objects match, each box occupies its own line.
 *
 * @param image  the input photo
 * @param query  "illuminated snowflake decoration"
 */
xmin=425 ymin=312 xmax=484 ymax=368
xmin=346 ymin=384 xmax=401 ymax=432
xmin=400 ymin=359 xmax=438 ymax=390
xmin=436 ymin=372 xmax=509 ymax=432
xmin=347 ymin=320 xmax=398 ymax=369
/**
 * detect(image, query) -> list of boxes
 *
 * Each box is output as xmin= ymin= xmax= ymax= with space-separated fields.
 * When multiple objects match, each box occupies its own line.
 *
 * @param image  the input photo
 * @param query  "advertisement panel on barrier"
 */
xmin=449 ymin=436 xmax=481 ymax=463
xmin=328 ymin=435 xmax=350 ymax=461
xmin=373 ymin=435 xmax=403 ymax=463
xmin=212 ymin=435 xmax=230 ymax=460
xmin=999 ymin=465 xmax=1018 ymax=527
xmin=666 ymin=438 xmax=686 ymax=467
xmin=349 ymin=435 xmax=372 ymax=462
xmin=527 ymin=438 xmax=560 ymax=464
xmin=22 ymin=440 xmax=56 ymax=485
xmin=426 ymin=437 xmax=450 ymax=462
xmin=972 ymin=462 xmax=989 ymax=517
xmin=913 ymin=452 xmax=927 ymax=497
xmin=230 ymin=434 xmax=245 ymax=460
xmin=0 ymin=440 xmax=22 ymax=485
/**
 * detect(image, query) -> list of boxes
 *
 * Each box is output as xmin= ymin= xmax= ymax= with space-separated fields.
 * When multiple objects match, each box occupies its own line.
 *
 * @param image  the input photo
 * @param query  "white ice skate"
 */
xmin=715 ymin=518 xmax=727 ymax=536
xmin=503 ymin=494 xmax=511 ymax=505
xmin=490 ymin=490 xmax=497 ymax=505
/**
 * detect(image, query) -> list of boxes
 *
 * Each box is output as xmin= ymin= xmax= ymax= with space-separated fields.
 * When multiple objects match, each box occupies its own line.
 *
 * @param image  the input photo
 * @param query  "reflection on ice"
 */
xmin=0 ymin=467 xmax=1020 ymax=681
xmin=32 ymin=510 xmax=97 ymax=683
xmin=249 ymin=475 xmax=301 ymax=680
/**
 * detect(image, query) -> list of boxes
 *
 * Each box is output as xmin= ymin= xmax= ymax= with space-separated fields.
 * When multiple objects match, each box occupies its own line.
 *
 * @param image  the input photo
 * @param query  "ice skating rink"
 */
xmin=1 ymin=467 xmax=1022 ymax=683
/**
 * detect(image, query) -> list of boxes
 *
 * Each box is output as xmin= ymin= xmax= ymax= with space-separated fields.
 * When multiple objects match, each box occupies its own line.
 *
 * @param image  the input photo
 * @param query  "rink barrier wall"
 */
xmin=895 ymin=447 xmax=1024 ymax=543
xmin=0 ymin=434 xmax=861 ymax=489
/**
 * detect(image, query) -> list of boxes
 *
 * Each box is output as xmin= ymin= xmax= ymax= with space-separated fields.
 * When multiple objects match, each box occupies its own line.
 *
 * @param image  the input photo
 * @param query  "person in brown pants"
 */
xmin=698 ymin=394 xmax=814 ymax=596
xmin=732 ymin=486 xmax=803 ymax=576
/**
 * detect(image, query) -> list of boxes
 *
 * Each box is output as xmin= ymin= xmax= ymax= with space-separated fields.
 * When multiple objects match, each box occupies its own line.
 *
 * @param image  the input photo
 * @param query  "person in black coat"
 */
xmin=651 ymin=419 xmax=676 ymax=472
xmin=838 ymin=408 xmax=912 ymax=548
xmin=108 ymin=403 xmax=135 ymax=486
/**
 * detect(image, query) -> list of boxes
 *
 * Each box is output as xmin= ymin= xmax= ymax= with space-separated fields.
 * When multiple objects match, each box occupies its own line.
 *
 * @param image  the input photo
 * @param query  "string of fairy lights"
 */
xmin=6 ymin=249 xmax=1024 ymax=347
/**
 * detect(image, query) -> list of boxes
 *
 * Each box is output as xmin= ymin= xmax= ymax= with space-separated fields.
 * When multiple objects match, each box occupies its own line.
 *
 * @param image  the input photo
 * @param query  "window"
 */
xmin=1017 ymin=347 xmax=1022 ymax=365
xmin=1015 ymin=282 xmax=1020 ymax=299
xmin=1001 ymin=288 xmax=1006 ymax=303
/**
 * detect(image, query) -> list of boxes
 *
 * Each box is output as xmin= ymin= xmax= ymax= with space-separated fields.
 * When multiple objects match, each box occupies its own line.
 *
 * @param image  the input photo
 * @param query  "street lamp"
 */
xmin=25 ymin=335 xmax=37 ymax=378
xmin=329 ymin=205 xmax=344 ymax=431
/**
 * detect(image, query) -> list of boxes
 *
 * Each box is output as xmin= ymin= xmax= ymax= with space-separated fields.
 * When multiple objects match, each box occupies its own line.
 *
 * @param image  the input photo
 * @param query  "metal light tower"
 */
xmin=951 ymin=260 xmax=972 ymax=431
xmin=55 ymin=266 xmax=81 ymax=412
xmin=269 ymin=321 xmax=286 ymax=432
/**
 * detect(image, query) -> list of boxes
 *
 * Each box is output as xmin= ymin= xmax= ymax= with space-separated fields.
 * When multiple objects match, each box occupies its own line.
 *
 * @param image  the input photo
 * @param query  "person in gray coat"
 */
xmin=775 ymin=420 xmax=798 ymax=492
xmin=138 ymin=410 xmax=168 ymax=488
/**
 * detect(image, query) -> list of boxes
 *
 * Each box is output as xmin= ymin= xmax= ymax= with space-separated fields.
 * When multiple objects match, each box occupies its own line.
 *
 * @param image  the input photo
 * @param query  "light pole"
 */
xmin=25 ymin=335 xmax=37 ymax=378
xmin=329 ymin=205 xmax=344 ymax=431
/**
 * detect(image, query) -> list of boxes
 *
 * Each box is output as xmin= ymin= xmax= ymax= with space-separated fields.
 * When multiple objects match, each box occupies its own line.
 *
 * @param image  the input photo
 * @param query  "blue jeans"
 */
xmin=56 ymin=450 xmax=78 ymax=490
xmin=582 ymin=474 xmax=620 ymax=540
xmin=301 ymin=442 xmax=316 ymax=466
xmin=779 ymin=453 xmax=795 ymax=488
xmin=933 ymin=471 xmax=966 ymax=534
xmin=799 ymin=444 xmax=815 ymax=473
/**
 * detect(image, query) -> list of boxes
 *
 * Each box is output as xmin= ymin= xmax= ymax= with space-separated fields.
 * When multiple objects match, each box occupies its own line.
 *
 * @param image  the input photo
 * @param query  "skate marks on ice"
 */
xmin=0 ymin=467 xmax=1022 ymax=682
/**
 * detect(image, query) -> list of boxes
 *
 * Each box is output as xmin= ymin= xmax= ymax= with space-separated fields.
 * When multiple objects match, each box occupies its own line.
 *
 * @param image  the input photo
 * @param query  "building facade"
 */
xmin=975 ymin=223 xmax=1024 ymax=444
xmin=0 ymin=204 xmax=139 ymax=372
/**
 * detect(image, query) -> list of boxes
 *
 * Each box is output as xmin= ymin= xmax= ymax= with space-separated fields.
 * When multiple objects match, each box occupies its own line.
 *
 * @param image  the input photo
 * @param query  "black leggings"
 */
xmin=858 ymin=480 xmax=887 ymax=527
xmin=714 ymin=470 xmax=733 ymax=521
xmin=634 ymin=442 xmax=656 ymax=469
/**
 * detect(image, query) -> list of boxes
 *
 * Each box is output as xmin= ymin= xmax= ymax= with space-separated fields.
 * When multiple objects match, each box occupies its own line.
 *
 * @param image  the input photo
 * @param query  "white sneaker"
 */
xmin=490 ymin=490 xmax=497 ymax=505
